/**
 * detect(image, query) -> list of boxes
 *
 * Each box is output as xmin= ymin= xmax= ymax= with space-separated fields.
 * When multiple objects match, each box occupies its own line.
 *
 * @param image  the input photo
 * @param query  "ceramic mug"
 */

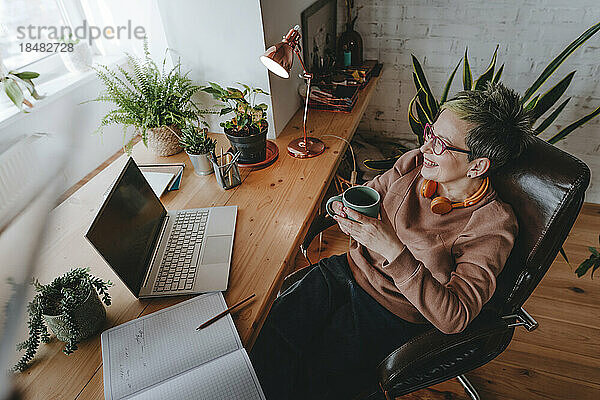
xmin=326 ymin=186 xmax=381 ymax=219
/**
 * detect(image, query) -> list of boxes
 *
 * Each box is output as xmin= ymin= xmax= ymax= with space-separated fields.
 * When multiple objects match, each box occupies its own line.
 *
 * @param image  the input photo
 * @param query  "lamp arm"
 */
xmin=290 ymin=46 xmax=312 ymax=146
xmin=284 ymin=25 xmax=311 ymax=79
xmin=293 ymin=47 xmax=312 ymax=79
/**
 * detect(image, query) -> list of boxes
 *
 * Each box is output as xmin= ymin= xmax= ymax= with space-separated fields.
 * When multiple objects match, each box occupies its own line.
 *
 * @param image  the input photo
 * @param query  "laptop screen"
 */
xmin=86 ymin=158 xmax=167 ymax=296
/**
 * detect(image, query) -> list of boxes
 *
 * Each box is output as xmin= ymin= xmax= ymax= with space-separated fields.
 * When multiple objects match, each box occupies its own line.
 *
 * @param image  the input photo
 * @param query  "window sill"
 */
xmin=0 ymin=54 xmax=125 ymax=130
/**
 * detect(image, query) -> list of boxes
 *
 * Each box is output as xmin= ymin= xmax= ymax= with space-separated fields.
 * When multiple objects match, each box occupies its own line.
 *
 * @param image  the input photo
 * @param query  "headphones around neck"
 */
xmin=421 ymin=177 xmax=489 ymax=215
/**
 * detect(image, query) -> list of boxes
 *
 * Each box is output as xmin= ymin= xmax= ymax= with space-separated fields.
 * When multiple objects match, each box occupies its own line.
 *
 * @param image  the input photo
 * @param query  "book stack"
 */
xmin=306 ymin=84 xmax=360 ymax=113
xmin=138 ymin=163 xmax=184 ymax=197
xmin=336 ymin=60 xmax=381 ymax=89
xmin=104 ymin=162 xmax=185 ymax=199
xmin=304 ymin=61 xmax=382 ymax=113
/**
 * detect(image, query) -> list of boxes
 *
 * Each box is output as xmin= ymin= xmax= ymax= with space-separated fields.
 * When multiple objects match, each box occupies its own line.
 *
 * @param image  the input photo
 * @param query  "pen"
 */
xmin=227 ymin=152 xmax=233 ymax=186
xmin=196 ymin=293 xmax=256 ymax=330
xmin=223 ymin=151 xmax=241 ymax=176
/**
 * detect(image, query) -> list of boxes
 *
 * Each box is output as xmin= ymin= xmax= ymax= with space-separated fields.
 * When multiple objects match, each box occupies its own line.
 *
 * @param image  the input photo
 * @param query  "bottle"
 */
xmin=338 ymin=21 xmax=363 ymax=67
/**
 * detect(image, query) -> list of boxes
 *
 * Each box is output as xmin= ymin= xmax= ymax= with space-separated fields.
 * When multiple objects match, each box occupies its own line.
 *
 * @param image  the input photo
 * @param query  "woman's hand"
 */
xmin=333 ymin=206 xmax=404 ymax=262
xmin=329 ymin=200 xmax=346 ymax=217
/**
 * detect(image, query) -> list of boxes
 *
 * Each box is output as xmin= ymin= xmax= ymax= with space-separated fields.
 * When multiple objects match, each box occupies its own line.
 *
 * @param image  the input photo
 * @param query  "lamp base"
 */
xmin=287 ymin=137 xmax=325 ymax=158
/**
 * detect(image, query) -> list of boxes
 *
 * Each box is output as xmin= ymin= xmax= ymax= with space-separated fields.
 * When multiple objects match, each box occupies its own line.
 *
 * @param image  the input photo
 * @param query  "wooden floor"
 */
xmin=293 ymin=203 xmax=600 ymax=400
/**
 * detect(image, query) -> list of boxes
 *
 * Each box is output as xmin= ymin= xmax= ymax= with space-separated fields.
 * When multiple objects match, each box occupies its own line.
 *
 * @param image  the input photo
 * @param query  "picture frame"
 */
xmin=300 ymin=0 xmax=337 ymax=75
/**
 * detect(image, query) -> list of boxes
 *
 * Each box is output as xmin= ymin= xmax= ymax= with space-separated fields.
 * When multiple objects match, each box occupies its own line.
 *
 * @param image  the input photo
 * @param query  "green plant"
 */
xmin=201 ymin=82 xmax=269 ymax=136
xmin=179 ymin=124 xmax=217 ymax=155
xmin=89 ymin=40 xmax=206 ymax=152
xmin=0 ymin=62 xmax=43 ymax=110
xmin=364 ymin=22 xmax=600 ymax=171
xmin=409 ymin=22 xmax=600 ymax=146
xmin=14 ymin=268 xmax=112 ymax=372
xmin=575 ymin=235 xmax=600 ymax=278
xmin=59 ymin=34 xmax=80 ymax=45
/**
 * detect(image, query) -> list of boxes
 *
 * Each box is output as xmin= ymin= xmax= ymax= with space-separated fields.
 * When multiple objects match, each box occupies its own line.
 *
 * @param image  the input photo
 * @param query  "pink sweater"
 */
xmin=347 ymin=149 xmax=517 ymax=334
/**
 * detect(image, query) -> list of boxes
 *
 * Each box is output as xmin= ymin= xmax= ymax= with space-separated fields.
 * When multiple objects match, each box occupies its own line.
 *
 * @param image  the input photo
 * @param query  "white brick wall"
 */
xmin=337 ymin=0 xmax=600 ymax=203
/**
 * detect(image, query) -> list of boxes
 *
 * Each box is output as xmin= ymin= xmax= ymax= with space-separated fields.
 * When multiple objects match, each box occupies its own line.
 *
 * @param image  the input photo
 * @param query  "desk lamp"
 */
xmin=260 ymin=25 xmax=325 ymax=158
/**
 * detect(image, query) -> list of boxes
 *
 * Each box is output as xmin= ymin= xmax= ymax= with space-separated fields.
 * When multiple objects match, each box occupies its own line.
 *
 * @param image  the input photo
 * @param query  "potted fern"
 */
xmin=14 ymin=268 xmax=112 ymax=372
xmin=180 ymin=124 xmax=217 ymax=176
xmin=90 ymin=41 xmax=205 ymax=156
xmin=201 ymin=82 xmax=269 ymax=164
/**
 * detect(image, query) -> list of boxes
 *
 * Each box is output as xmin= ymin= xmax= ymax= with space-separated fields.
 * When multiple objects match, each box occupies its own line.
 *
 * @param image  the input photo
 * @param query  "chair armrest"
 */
xmin=300 ymin=213 xmax=337 ymax=255
xmin=377 ymin=310 xmax=513 ymax=394
xmin=278 ymin=266 xmax=312 ymax=296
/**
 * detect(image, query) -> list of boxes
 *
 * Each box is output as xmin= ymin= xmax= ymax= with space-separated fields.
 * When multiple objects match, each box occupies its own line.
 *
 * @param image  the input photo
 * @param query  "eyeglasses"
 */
xmin=423 ymin=123 xmax=472 ymax=156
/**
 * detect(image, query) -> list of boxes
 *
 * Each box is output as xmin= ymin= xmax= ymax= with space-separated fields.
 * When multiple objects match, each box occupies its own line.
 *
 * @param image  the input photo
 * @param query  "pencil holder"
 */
xmin=211 ymin=152 xmax=242 ymax=190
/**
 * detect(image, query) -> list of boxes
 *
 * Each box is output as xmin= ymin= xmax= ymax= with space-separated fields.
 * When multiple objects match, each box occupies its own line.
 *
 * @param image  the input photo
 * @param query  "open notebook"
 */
xmin=101 ymin=293 xmax=265 ymax=400
xmin=140 ymin=171 xmax=174 ymax=198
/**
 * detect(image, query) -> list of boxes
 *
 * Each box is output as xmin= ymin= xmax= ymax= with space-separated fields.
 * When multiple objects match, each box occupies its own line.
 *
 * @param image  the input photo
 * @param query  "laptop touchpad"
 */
xmin=201 ymin=235 xmax=232 ymax=265
xmin=205 ymin=207 xmax=236 ymax=236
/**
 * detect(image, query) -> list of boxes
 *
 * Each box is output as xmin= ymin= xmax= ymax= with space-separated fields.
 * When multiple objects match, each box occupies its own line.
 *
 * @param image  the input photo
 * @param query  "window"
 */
xmin=0 ymin=0 xmax=70 ymax=70
xmin=0 ymin=0 xmax=139 ymax=119
xmin=0 ymin=0 xmax=106 ymax=117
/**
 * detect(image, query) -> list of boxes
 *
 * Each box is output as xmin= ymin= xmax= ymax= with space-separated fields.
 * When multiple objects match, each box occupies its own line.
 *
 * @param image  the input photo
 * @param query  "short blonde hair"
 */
xmin=440 ymin=82 xmax=534 ymax=175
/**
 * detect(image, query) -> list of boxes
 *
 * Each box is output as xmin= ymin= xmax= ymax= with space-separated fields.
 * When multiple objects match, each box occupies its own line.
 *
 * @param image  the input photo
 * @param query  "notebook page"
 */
xmin=101 ymin=292 xmax=242 ymax=400
xmin=140 ymin=171 xmax=174 ymax=197
xmin=124 ymin=349 xmax=266 ymax=400
xmin=139 ymin=165 xmax=184 ymax=190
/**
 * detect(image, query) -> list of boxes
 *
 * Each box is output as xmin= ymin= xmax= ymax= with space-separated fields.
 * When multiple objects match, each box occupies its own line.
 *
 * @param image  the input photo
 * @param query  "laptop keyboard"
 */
xmin=153 ymin=210 xmax=209 ymax=292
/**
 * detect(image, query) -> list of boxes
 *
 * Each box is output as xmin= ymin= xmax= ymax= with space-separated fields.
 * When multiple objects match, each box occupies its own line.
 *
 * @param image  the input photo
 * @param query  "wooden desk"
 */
xmin=13 ymin=76 xmax=379 ymax=399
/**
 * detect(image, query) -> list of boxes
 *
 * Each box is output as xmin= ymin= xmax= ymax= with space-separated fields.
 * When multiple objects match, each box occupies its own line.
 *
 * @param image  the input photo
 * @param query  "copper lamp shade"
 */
xmin=260 ymin=42 xmax=293 ymax=79
xmin=260 ymin=25 xmax=325 ymax=159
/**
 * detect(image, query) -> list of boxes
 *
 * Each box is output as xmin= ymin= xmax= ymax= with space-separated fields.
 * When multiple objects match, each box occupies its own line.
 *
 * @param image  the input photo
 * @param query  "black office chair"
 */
xmin=280 ymin=137 xmax=590 ymax=399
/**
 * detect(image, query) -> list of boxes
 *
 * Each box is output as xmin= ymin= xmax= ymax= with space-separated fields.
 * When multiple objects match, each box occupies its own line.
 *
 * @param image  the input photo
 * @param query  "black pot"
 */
xmin=225 ymin=127 xmax=267 ymax=164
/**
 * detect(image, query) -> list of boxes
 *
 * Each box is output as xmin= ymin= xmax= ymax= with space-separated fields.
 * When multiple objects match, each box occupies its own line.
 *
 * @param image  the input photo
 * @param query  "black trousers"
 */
xmin=250 ymin=254 xmax=430 ymax=400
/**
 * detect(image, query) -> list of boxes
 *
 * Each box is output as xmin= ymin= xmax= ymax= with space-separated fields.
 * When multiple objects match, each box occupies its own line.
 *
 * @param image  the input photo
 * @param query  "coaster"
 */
xmin=232 ymin=140 xmax=279 ymax=170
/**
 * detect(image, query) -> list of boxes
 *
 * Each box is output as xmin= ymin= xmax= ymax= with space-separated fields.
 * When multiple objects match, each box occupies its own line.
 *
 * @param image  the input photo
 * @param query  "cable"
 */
xmin=319 ymin=134 xmax=357 ymax=186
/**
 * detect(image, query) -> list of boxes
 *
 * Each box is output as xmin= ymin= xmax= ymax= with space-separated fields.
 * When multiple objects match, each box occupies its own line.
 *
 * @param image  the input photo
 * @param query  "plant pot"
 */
xmin=187 ymin=152 xmax=214 ymax=175
xmin=146 ymin=125 xmax=183 ymax=156
xmin=43 ymin=287 xmax=106 ymax=343
xmin=225 ymin=127 xmax=267 ymax=164
xmin=60 ymin=42 xmax=93 ymax=73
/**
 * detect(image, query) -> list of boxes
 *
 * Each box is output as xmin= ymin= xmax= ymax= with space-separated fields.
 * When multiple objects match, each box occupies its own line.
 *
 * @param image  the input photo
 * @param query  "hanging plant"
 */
xmin=14 ymin=268 xmax=112 ymax=372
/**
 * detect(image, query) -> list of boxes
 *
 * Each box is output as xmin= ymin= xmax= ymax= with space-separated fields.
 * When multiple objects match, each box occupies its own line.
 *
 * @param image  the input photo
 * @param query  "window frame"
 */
xmin=1 ymin=0 xmax=90 ymax=72
xmin=57 ymin=0 xmax=102 ymax=56
xmin=0 ymin=0 xmax=114 ymax=115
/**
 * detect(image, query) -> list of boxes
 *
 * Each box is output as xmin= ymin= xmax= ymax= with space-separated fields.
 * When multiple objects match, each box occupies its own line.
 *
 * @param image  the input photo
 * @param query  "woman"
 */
xmin=250 ymin=82 xmax=533 ymax=399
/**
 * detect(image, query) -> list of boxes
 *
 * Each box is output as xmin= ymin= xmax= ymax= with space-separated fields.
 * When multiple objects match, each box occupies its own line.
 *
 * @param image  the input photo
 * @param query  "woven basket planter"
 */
xmin=146 ymin=125 xmax=183 ymax=156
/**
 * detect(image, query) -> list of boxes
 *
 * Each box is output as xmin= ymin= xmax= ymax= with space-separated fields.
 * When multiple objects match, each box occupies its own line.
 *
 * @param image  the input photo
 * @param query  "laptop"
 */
xmin=85 ymin=158 xmax=237 ymax=298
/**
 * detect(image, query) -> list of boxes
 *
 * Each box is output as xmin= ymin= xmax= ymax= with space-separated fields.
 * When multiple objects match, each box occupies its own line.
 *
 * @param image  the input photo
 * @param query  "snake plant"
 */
xmin=575 ymin=235 xmax=600 ymax=278
xmin=364 ymin=21 xmax=600 ymax=171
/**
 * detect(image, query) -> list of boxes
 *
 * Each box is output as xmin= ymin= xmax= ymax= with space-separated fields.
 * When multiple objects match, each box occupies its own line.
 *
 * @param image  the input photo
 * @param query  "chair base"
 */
xmin=457 ymin=375 xmax=480 ymax=400
xmin=374 ymin=375 xmax=481 ymax=400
